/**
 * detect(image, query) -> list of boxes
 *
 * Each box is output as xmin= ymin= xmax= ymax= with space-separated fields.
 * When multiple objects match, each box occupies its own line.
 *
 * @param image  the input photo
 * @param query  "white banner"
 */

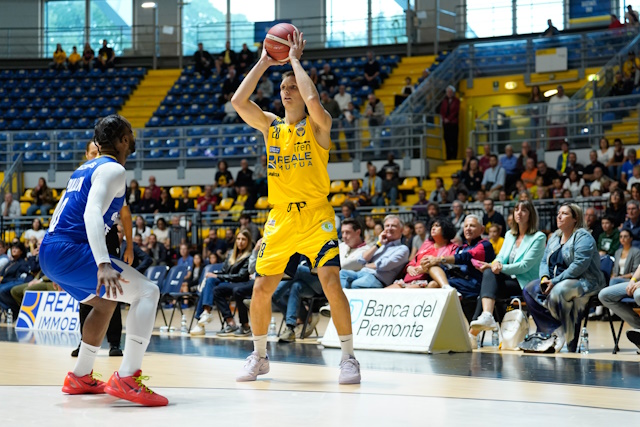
xmin=16 ymin=291 xmax=80 ymax=332
xmin=535 ymin=47 xmax=568 ymax=73
xmin=321 ymin=288 xmax=470 ymax=353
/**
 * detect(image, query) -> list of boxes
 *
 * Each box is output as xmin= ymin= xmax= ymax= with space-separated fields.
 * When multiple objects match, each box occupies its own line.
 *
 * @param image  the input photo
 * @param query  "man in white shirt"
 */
xmin=547 ymin=85 xmax=570 ymax=150
xmin=334 ymin=84 xmax=352 ymax=113
xmin=1 ymin=192 xmax=21 ymax=218
xmin=339 ymin=218 xmax=370 ymax=271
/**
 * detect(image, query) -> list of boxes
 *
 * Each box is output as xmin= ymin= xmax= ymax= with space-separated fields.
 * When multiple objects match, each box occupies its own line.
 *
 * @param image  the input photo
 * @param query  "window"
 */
xmin=326 ymin=0 xmax=368 ymax=48
xmin=90 ymin=0 xmax=133 ymax=56
xmin=44 ymin=0 xmax=85 ymax=58
xmin=516 ymin=0 xmax=564 ymax=35
xmin=182 ymin=0 xmax=228 ymax=57
xmin=371 ymin=0 xmax=407 ymax=46
xmin=465 ymin=0 xmax=513 ymax=38
xmin=230 ymin=0 xmax=275 ymax=51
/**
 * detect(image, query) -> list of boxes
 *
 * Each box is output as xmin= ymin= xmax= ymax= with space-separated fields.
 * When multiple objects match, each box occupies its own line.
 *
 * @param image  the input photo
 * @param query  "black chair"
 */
xmin=604 ymin=297 xmax=639 ymax=354
xmin=298 ymin=295 xmax=327 ymax=339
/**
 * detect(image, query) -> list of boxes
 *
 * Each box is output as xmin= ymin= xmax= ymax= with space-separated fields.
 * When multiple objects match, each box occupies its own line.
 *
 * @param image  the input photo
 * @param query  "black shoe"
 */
xmin=109 ymin=346 xmax=123 ymax=357
xmin=71 ymin=344 xmax=80 ymax=357
xmin=627 ymin=329 xmax=640 ymax=351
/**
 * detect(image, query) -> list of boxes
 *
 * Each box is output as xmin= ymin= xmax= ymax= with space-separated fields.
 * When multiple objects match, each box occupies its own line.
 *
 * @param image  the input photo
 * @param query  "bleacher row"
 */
xmin=145 ymin=55 xmax=402 ymax=128
xmin=0 ymin=67 xmax=145 ymax=131
xmin=327 ymin=177 xmax=421 ymax=207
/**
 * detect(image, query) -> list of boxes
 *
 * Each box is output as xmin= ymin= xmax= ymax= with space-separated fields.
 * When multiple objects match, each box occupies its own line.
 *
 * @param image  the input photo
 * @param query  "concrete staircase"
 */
xmin=118 ymin=69 xmax=182 ymax=128
xmin=422 ymin=160 xmax=460 ymax=193
xmin=605 ymin=111 xmax=640 ymax=145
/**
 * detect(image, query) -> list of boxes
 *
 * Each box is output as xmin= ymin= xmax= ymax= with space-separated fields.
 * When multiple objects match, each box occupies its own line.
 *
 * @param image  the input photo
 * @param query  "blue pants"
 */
xmin=340 ymin=269 xmax=384 ymax=289
xmin=273 ymin=266 xmax=323 ymax=326
xmin=196 ymin=277 xmax=226 ymax=318
xmin=599 ymin=281 xmax=640 ymax=329
xmin=0 ymin=280 xmax=26 ymax=314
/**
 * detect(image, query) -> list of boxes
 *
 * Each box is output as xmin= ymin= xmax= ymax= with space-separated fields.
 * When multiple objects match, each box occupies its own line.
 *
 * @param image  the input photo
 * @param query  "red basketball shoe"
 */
xmin=62 ymin=371 xmax=106 ymax=395
xmin=104 ymin=370 xmax=168 ymax=407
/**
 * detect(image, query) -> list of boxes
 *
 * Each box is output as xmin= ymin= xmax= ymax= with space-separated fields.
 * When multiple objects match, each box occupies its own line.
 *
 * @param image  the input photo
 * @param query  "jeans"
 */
xmin=339 ymin=269 xmax=384 ymax=289
xmin=26 ymin=204 xmax=52 ymax=216
xmin=599 ymin=282 xmax=640 ymax=329
xmin=0 ymin=280 xmax=27 ymax=314
xmin=196 ymin=277 xmax=224 ymax=318
xmin=385 ymin=187 xmax=398 ymax=206
xmin=274 ymin=266 xmax=323 ymax=326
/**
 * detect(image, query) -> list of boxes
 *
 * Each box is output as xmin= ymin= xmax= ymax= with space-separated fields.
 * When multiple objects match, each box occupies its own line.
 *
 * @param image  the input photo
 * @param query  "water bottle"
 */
xmin=267 ymin=316 xmax=277 ymax=337
xmin=180 ymin=314 xmax=188 ymax=335
xmin=579 ymin=327 xmax=589 ymax=354
xmin=6 ymin=309 xmax=13 ymax=325
xmin=491 ymin=329 xmax=500 ymax=347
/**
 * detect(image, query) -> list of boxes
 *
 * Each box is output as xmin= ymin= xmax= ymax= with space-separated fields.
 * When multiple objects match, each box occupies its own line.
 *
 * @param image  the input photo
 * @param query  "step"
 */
xmin=401 ymin=55 xmax=436 ymax=65
xmin=125 ymin=97 xmax=168 ymax=107
xmin=147 ymin=69 xmax=183 ymax=77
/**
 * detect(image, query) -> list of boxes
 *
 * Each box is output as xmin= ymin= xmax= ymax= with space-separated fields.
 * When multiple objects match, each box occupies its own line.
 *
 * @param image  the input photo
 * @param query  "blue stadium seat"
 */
xmin=8 ymin=119 xmax=24 ymax=130
xmin=5 ymin=108 xmax=18 ymax=119
xmin=179 ymin=116 xmax=193 ymax=126
xmin=186 ymin=147 xmax=201 ymax=157
xmin=52 ymin=107 xmax=67 ymax=119
xmin=25 ymin=118 xmax=40 ymax=130
xmin=148 ymin=149 xmax=164 ymax=158
xmin=194 ymin=115 xmax=209 ymax=125
xmin=147 ymin=117 xmax=161 ymax=127
xmin=61 ymin=97 xmax=76 ymax=108
xmin=77 ymin=117 xmax=91 ymax=128
xmin=185 ymin=137 xmax=198 ymax=147
xmin=58 ymin=141 xmax=73 ymax=150
xmin=58 ymin=151 xmax=73 ymax=161
xmin=19 ymin=107 xmax=34 ymax=119
xmin=156 ymin=105 xmax=170 ymax=116
xmin=101 ymin=107 xmax=116 ymax=116
xmin=167 ymin=148 xmax=179 ymax=158
xmin=59 ymin=118 xmax=73 ymax=129
xmin=69 ymin=107 xmax=83 ymax=118
xmin=43 ymin=118 xmax=58 ymax=129
xmin=165 ymin=139 xmax=179 ymax=148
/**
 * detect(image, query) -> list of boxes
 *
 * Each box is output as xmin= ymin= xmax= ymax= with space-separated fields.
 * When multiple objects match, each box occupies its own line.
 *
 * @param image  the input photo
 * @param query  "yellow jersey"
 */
xmin=266 ymin=116 xmax=330 ymax=206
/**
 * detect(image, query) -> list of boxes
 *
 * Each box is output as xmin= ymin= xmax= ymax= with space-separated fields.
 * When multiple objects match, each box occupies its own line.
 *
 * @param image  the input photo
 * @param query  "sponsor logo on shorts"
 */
xmin=267 ymin=219 xmax=276 ymax=227
xmin=321 ymin=221 xmax=334 ymax=232
xmin=269 ymin=146 xmax=280 ymax=154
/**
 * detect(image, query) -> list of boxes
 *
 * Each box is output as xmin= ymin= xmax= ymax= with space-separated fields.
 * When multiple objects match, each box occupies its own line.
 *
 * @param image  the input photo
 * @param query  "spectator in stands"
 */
xmin=82 ymin=42 xmax=95 ymax=70
xmin=97 ymin=39 xmax=115 ymax=71
xmin=542 ymin=19 xmax=560 ymax=37
xmin=516 ymin=141 xmax=537 ymax=173
xmin=203 ymin=229 xmax=228 ymax=262
xmin=410 ymin=220 xmax=427 ymax=259
xmin=238 ymin=213 xmax=261 ymax=245
xmin=428 ymin=177 xmax=447 ymax=203
xmin=537 ymin=160 xmax=560 ymax=189
xmin=394 ymin=77 xmax=414 ymax=107
xmin=611 ymin=228 xmax=640 ymax=286
xmin=26 ymin=177 xmax=54 ymax=216
xmin=564 ymin=152 xmax=584 ymax=176
xmin=340 ymin=214 xmax=409 ymax=289
xmin=547 ymin=85 xmax=570 ymax=149
xmin=363 ymin=164 xmax=384 ymax=206
xmin=24 ymin=218 xmax=45 ymax=242
xmin=426 ymin=202 xmax=441 ymax=219
xmin=623 ymin=200 xmax=640 ymax=248
xmin=487 ymin=223 xmax=504 ymax=254
xmin=418 ymin=68 xmax=430 ymax=84
xmin=177 ymin=243 xmax=193 ymax=269
xmin=584 ymin=207 xmax=602 ymax=238
xmin=605 ymin=138 xmax=625 ymax=180
xmin=222 ymin=91 xmax=239 ymax=123
xmin=412 ymin=189 xmax=429 ymax=216
xmin=253 ymin=154 xmax=268 ymax=198
xmin=145 ymin=233 xmax=167 ymax=265
xmin=463 ymin=158 xmax=483 ymax=197
xmin=346 ymin=179 xmax=368 ymax=206
xmin=318 ymin=63 xmax=337 ymax=94
xmin=237 ymin=43 xmax=254 ymax=74
xmin=214 ymin=160 xmax=235 ymax=198
xmin=363 ymin=50 xmax=381 ymax=89
xmin=67 ymin=46 xmax=81 ymax=72
xmin=439 ymin=85 xmax=460 ymax=160
xmin=0 ymin=242 xmax=30 ymax=319
xmin=628 ymin=165 xmax=640 ymax=192
xmin=194 ymin=42 xmax=213 ymax=77
xmin=479 ymin=144 xmax=492 ymax=172
xmin=251 ymin=89 xmax=271 ymax=111
xmin=50 ymin=44 xmax=67 ymax=70
xmin=222 ymin=66 xmax=240 ymax=102
xmin=176 ymin=187 xmax=194 ymax=212
xmin=446 ymin=173 xmax=468 ymax=203
xmin=258 ymin=75 xmax=274 ymax=98
xmin=218 ymin=40 xmax=237 ymax=72
xmin=609 ymin=14 xmax=624 ymax=29
xmin=562 ymin=170 xmax=585 ymax=198
xmin=365 ymin=93 xmax=385 ymax=156
xmin=235 ymin=158 xmax=254 ymax=193
xmin=320 ymin=91 xmax=342 ymax=143
xmin=500 ymin=144 xmax=519 ymax=193
xmin=401 ymin=222 xmax=415 ymax=249
xmin=627 ymin=5 xmax=640 ymax=26
xmin=1 ymin=192 xmax=20 ymax=219
xmin=380 ymin=153 xmax=401 ymax=179
xmin=155 ymin=188 xmax=174 ymax=214
xmin=583 ymin=150 xmax=607 ymax=183
xmin=334 ymin=84 xmax=352 ymax=114
xmin=598 ymin=214 xmax=620 ymax=256
xmin=335 ymin=201 xmax=357 ymax=235
xmin=381 ymin=170 xmax=399 ymax=206
xmin=470 ymin=201 xmax=545 ymax=341
xmin=530 ymin=176 xmax=548 ymax=200
xmin=126 ymin=179 xmax=142 ymax=213
xmin=117 ymin=226 xmax=152 ymax=274
xmin=196 ymin=185 xmax=217 ymax=212
xmin=144 ymin=176 xmax=161 ymax=201
xmin=450 ymin=200 xmax=466 ymax=238
xmin=138 ymin=190 xmax=158 ymax=214
xmin=481 ymin=154 xmax=506 ymax=199
xmin=621 ymin=148 xmax=640 ymax=187
xmin=153 ymin=217 xmax=169 ymax=242
xmin=308 ymin=67 xmax=319 ymax=86
xmin=520 ymin=157 xmax=538 ymax=190
xmin=181 ymin=253 xmax=204 ymax=299
xmin=272 ymin=99 xmax=285 ymax=117
xmin=169 ymin=215 xmax=187 ymax=250
xmin=193 ymin=230 xmax=253 ymax=336
xmin=610 ymin=70 xmax=633 ymax=96
xmin=483 ymin=198 xmax=506 ymax=237
xmin=461 ymin=147 xmax=477 ymax=173
xmin=131 ymin=216 xmax=151 ymax=245
xmin=632 ymin=183 xmax=640 ymax=201
xmin=343 ymin=102 xmax=360 ymax=158
xmin=555 ymin=141 xmax=570 ymax=174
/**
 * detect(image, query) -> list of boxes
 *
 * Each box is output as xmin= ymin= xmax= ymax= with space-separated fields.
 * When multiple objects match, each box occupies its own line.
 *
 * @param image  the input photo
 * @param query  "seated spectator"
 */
xmin=515 ymin=141 xmax=537 ymax=172
xmin=599 ymin=259 xmax=640 ymax=351
xmin=117 ymin=227 xmax=152 ymax=273
xmin=176 ymin=186 xmax=194 ymax=212
xmin=9 ymin=273 xmax=58 ymax=315
xmin=237 ymin=43 xmax=254 ymax=74
xmin=530 ymin=176 xmax=549 ymax=200
xmin=251 ymin=89 xmax=271 ymax=111
xmin=463 ymin=158 xmax=483 ymax=197
xmin=145 ymin=233 xmax=168 ymax=265
xmin=155 ymin=188 xmax=174 ymax=214
xmin=24 ymin=218 xmax=45 ymax=242
xmin=606 ymin=188 xmax=627 ymax=227
xmin=334 ymin=84 xmax=352 ymax=114
xmin=469 ymin=201 xmax=546 ymax=346
xmin=428 ymin=178 xmax=447 ymax=203
xmin=139 ymin=191 xmax=159 ymax=214
xmin=597 ymin=215 xmax=620 ymax=257
xmin=0 ymin=242 xmax=9 ymax=273
xmin=27 ymin=177 xmax=54 ymax=216
xmin=238 ymin=213 xmax=261 ymax=245
xmin=222 ymin=92 xmax=239 ymax=123
xmin=153 ymin=217 xmax=170 ymax=242
xmin=202 ymin=229 xmax=228 ymax=261
xmin=82 ymin=43 xmax=95 ymax=70
xmin=192 ymin=230 xmax=252 ymax=335
xmin=181 ymin=253 xmax=205 ymax=294
xmin=197 ymin=185 xmax=217 ymax=212
xmin=363 ymin=164 xmax=384 ymax=206
xmin=584 ymin=207 xmax=602 ymax=239
xmin=482 ymin=198 xmax=506 ymax=237
xmin=401 ymin=222 xmax=415 ymax=249
xmin=381 ymin=170 xmax=399 ymax=205
xmin=214 ymin=160 xmax=235 ymax=198
xmin=607 ymin=138 xmax=626 ymax=180
xmin=218 ymin=41 xmax=237 ymax=73
xmin=628 ymin=165 xmax=640 ymax=191
xmin=563 ymin=152 xmax=584 ymax=176
xmin=418 ymin=68 xmax=430 ymax=83
xmin=461 ymin=147 xmax=477 ymax=173
xmin=394 ymin=76 xmax=414 ymax=107
xmin=523 ymin=203 xmax=605 ymax=352
xmin=67 ymin=46 xmax=81 ymax=72
xmin=177 ymin=243 xmax=193 ymax=269
xmin=537 ymin=160 xmax=560 ymax=189
xmin=410 ymin=220 xmax=427 ymax=259
xmin=339 ymin=215 xmax=409 ymax=289
xmin=610 ymin=228 xmax=640 ymax=286
xmin=589 ymin=167 xmax=613 ymax=193
xmin=624 ymin=51 xmax=639 ymax=83
xmin=318 ymin=63 xmax=337 ymax=94
xmin=132 ymin=216 xmax=151 ymax=244
xmin=343 ymin=101 xmax=360 ymax=156
xmin=365 ymin=94 xmax=385 ymax=155
xmin=258 ymin=75 xmax=274 ymax=98
xmin=426 ymin=202 xmax=441 ymax=220
xmin=0 ymin=243 xmax=31 ymax=319
xmin=97 ymin=39 xmax=115 ymax=71
xmin=583 ymin=150 xmax=607 ymax=183
xmin=623 ymin=200 xmax=640 ymax=248
xmin=447 ymin=173 xmax=468 ymax=203
xmin=50 ymin=44 xmax=67 ymax=70
xmin=234 ymin=185 xmax=255 ymax=210
xmin=412 ymin=189 xmax=429 ymax=216
xmin=1 ymin=192 xmax=20 ymax=219
xmin=562 ymin=170 xmax=585 ymax=198
xmin=501 ymin=145 xmax=519 ymax=193
xmin=450 ymin=200 xmax=466 ymax=238
xmin=194 ymin=42 xmax=213 ymax=77
xmin=363 ymin=50 xmax=381 ymax=89
xmin=345 ymin=180 xmax=367 ymax=206
xmin=488 ymin=224 xmax=504 ymax=255
xmin=621 ymin=148 xmax=640 ymax=187
xmin=235 ymin=158 xmax=254 ymax=194
xmin=380 ymin=154 xmax=401 ymax=179
xmin=478 ymin=144 xmax=492 ymax=173
xmin=126 ymin=179 xmax=142 ymax=213
xmin=272 ymin=99 xmax=285 ymax=117
xmin=609 ymin=71 xmax=633 ymax=97
xmin=145 ymin=176 xmax=162 ymax=201
xmin=388 ymin=217 xmax=458 ymax=288
xmin=222 ymin=66 xmax=240 ymax=102
xmin=520 ymin=158 xmax=538 ymax=189
xmin=335 ymin=201 xmax=357 ymax=235
xmin=481 ymin=154 xmax=506 ymax=200
xmin=169 ymin=215 xmax=188 ymax=250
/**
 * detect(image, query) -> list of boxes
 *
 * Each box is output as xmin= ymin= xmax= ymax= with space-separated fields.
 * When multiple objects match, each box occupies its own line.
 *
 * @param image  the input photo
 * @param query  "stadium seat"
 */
xmin=215 ymin=198 xmax=234 ymax=211
xmin=330 ymin=193 xmax=346 ymax=206
xmin=398 ymin=177 xmax=419 ymax=191
xmin=188 ymin=186 xmax=202 ymax=198
xmin=169 ymin=186 xmax=182 ymax=199
xmin=254 ymin=196 xmax=270 ymax=210
xmin=330 ymin=180 xmax=345 ymax=193
xmin=20 ymin=202 xmax=30 ymax=215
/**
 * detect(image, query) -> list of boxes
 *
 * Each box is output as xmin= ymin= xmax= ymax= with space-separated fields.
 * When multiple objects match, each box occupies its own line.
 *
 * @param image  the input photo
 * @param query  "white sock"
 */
xmin=253 ymin=334 xmax=268 ymax=358
xmin=73 ymin=341 xmax=100 ymax=377
xmin=338 ymin=334 xmax=355 ymax=359
xmin=118 ymin=334 xmax=149 ymax=377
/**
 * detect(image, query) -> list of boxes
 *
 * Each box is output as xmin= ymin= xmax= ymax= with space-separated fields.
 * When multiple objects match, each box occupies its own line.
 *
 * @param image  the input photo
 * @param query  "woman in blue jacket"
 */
xmin=523 ymin=203 xmax=605 ymax=352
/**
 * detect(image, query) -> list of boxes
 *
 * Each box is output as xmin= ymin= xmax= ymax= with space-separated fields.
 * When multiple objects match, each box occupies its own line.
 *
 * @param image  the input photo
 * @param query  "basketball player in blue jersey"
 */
xmin=39 ymin=115 xmax=168 ymax=406
xmin=231 ymin=30 xmax=361 ymax=383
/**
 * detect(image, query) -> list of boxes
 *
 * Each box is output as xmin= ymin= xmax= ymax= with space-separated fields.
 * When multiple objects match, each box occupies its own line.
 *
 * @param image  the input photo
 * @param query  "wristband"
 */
xmin=376 ymin=241 xmax=382 ymax=248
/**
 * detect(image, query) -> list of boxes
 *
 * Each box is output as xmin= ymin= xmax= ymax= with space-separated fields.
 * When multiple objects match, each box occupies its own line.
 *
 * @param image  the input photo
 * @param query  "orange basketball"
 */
xmin=264 ymin=23 xmax=298 ymax=61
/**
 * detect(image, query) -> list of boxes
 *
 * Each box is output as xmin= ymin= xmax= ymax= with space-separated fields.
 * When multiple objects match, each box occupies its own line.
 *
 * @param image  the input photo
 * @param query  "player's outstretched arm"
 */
xmin=288 ymin=31 xmax=332 ymax=148
xmin=231 ymin=49 xmax=279 ymax=134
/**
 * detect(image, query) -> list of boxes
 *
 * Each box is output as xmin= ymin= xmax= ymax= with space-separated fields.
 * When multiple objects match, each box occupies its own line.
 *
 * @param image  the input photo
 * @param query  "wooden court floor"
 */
xmin=1 ymin=310 xmax=639 ymax=426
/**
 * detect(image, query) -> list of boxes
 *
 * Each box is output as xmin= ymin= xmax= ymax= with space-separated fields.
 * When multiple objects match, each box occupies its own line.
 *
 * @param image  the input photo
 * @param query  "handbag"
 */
xmin=500 ymin=298 xmax=528 ymax=350
xmin=518 ymin=332 xmax=558 ymax=353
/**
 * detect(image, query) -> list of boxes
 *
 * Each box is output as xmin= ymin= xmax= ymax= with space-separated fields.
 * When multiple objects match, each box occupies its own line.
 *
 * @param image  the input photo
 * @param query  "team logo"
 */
xmin=321 ymin=221 xmax=334 ymax=232
xmin=296 ymin=127 xmax=305 ymax=137
xmin=16 ymin=291 xmax=41 ymax=329
xmin=268 ymin=155 xmax=277 ymax=169
xmin=349 ymin=299 xmax=364 ymax=324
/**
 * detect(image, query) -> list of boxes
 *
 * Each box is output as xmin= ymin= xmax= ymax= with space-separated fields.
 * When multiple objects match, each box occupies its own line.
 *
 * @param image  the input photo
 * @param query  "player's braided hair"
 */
xmin=93 ymin=114 xmax=130 ymax=153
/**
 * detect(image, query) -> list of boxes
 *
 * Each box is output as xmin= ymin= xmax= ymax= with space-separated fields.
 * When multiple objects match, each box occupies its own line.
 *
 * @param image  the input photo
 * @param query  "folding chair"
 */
xmin=157 ymin=265 xmax=188 ymax=327
xmin=298 ymin=295 xmax=327 ymax=339
xmin=605 ymin=297 xmax=639 ymax=354
xmin=146 ymin=265 xmax=169 ymax=325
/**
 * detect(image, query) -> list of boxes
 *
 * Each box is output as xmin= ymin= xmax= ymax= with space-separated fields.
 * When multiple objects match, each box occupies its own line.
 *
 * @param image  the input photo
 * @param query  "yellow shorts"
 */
xmin=255 ymin=199 xmax=340 ymax=277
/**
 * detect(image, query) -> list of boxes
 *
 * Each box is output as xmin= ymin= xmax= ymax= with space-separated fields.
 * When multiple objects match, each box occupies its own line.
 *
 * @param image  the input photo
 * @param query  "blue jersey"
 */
xmin=45 ymin=156 xmax=125 ymax=244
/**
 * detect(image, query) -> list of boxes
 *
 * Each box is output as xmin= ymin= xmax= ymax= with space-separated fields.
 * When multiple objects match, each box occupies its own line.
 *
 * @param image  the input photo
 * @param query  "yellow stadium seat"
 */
xmin=4 ymin=230 xmax=16 ymax=242
xmin=20 ymin=202 xmax=30 ymax=215
xmin=169 ymin=186 xmax=182 ymax=199
xmin=19 ymin=231 xmax=26 ymax=242
xmin=398 ymin=177 xmax=418 ymax=191
xmin=188 ymin=186 xmax=202 ymax=198
xmin=230 ymin=204 xmax=244 ymax=221
xmin=254 ymin=196 xmax=271 ymax=210
xmin=330 ymin=193 xmax=346 ymax=206
xmin=20 ymin=189 xmax=34 ymax=202
xmin=51 ymin=189 xmax=59 ymax=200
xmin=215 ymin=197 xmax=234 ymax=211
xmin=217 ymin=227 xmax=227 ymax=239
xmin=404 ymin=194 xmax=419 ymax=205
xmin=330 ymin=180 xmax=345 ymax=193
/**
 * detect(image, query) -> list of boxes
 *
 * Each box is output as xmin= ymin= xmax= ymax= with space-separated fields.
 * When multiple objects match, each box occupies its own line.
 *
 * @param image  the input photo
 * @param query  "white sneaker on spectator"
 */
xmin=319 ymin=304 xmax=331 ymax=318
xmin=190 ymin=324 xmax=205 ymax=336
xmin=236 ymin=352 xmax=270 ymax=382
xmin=469 ymin=312 xmax=498 ymax=332
xmin=468 ymin=332 xmax=478 ymax=350
xmin=197 ymin=311 xmax=213 ymax=325
xmin=339 ymin=355 xmax=361 ymax=384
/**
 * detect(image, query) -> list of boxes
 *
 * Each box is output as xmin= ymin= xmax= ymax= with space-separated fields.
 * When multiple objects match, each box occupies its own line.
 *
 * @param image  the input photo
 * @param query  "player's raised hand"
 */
xmin=96 ymin=263 xmax=128 ymax=298
xmin=288 ymin=30 xmax=305 ymax=62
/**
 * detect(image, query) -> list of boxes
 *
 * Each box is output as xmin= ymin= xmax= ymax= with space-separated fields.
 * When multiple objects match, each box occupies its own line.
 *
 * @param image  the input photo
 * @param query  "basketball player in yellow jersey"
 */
xmin=231 ymin=30 xmax=360 ymax=384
